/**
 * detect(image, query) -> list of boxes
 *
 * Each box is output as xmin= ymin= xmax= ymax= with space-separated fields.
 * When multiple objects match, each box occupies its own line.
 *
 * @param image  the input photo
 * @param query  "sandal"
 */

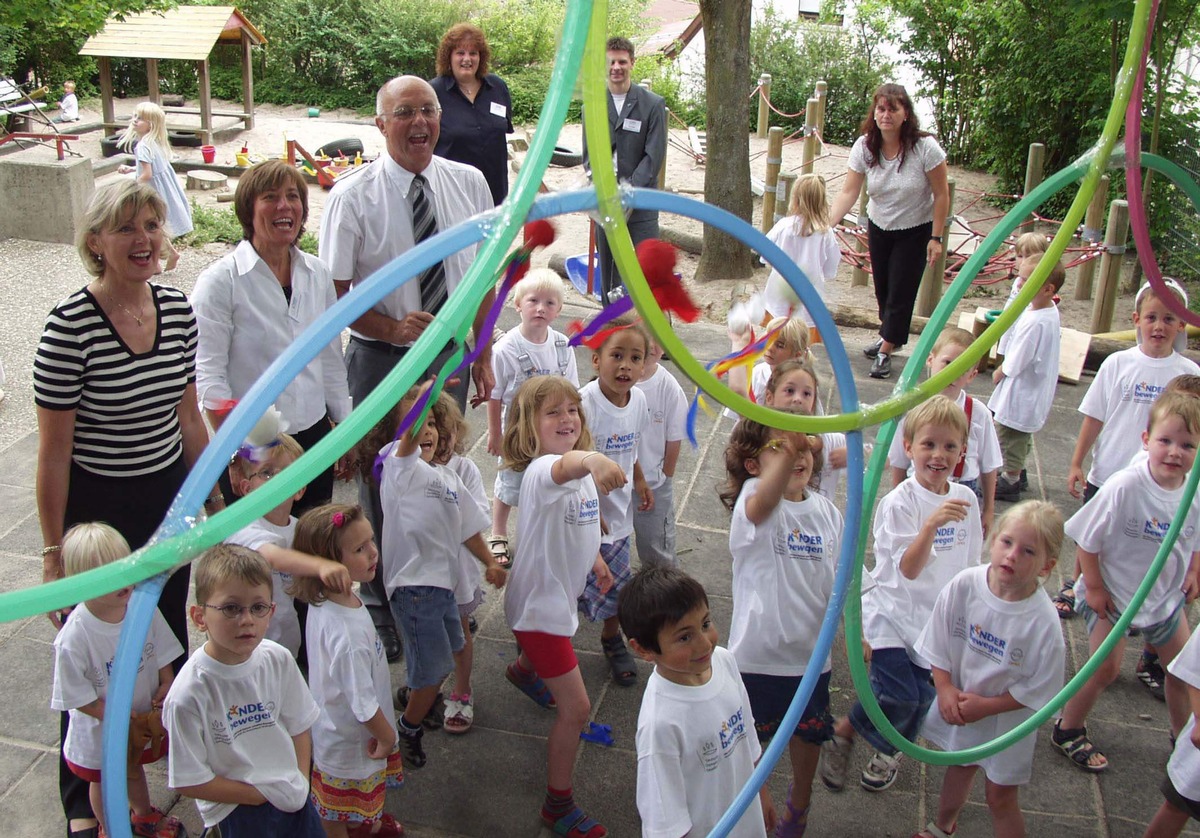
xmin=601 ymin=634 xmax=638 ymax=687
xmin=774 ymin=783 xmax=809 ymax=837
xmin=444 ymin=693 xmax=474 ymax=734
xmin=1137 ymin=653 xmax=1167 ymax=701
xmin=489 ymin=535 xmax=511 ymax=568
xmin=396 ymin=686 xmax=445 ymax=731
xmin=130 ymin=806 xmax=185 ymax=838
xmin=542 ymin=805 xmax=607 ymax=838
xmin=349 ymin=813 xmax=405 ymax=838
xmin=1052 ymin=581 xmax=1076 ymax=619
xmin=1052 ymin=720 xmax=1108 ymax=773
xmin=506 ymin=662 xmax=557 ymax=709
xmin=912 ymin=822 xmax=956 ymax=838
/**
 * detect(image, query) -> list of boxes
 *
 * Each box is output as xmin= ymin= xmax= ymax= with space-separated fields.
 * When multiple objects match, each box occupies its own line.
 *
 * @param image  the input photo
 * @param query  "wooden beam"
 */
xmin=98 ymin=57 xmax=116 ymax=137
xmin=241 ymin=29 xmax=255 ymax=130
xmin=146 ymin=58 xmax=160 ymax=104
xmin=197 ymin=58 xmax=213 ymax=146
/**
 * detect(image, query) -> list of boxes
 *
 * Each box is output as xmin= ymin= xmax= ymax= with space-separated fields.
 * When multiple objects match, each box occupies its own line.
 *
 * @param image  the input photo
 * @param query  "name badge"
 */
xmin=490 ymin=101 xmax=507 ymax=118
xmin=623 ymin=118 xmax=642 ymax=133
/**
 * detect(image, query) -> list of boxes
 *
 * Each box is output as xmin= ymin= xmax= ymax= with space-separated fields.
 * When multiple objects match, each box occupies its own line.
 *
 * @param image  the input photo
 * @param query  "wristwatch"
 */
xmin=930 ymin=235 xmax=943 ymax=243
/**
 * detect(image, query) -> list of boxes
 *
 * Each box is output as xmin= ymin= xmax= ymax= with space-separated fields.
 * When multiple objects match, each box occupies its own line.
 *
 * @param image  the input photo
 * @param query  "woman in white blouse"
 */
xmin=829 ymin=83 xmax=950 ymax=380
xmin=192 ymin=160 xmax=352 ymax=512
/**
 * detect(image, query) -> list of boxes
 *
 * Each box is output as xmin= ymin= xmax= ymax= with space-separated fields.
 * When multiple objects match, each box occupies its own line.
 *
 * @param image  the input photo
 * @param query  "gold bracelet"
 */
xmin=41 ymin=545 xmax=62 ymax=556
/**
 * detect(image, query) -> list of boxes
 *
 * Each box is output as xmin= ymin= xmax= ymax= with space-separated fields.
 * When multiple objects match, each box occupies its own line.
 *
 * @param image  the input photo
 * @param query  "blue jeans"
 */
xmin=847 ymin=647 xmax=935 ymax=756
xmin=390 ymin=585 xmax=463 ymax=689
xmin=211 ymin=799 xmax=324 ymax=837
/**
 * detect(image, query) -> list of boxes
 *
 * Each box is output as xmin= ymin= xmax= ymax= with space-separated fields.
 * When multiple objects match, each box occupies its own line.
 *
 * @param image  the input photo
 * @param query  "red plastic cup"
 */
xmin=201 ymin=145 xmax=216 ymax=164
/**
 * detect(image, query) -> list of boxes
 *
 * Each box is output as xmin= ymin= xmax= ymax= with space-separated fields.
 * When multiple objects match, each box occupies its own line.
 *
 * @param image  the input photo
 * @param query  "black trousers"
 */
xmin=867 ymin=219 xmax=933 ymax=348
xmin=595 ymin=210 xmax=660 ymax=303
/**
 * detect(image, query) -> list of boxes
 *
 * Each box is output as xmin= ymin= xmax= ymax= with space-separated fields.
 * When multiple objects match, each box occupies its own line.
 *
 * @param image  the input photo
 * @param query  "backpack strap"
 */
xmin=555 ymin=336 xmax=571 ymax=375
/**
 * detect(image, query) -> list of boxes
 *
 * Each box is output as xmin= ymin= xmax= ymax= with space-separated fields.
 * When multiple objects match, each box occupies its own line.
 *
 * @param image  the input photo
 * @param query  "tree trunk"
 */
xmin=696 ymin=0 xmax=755 ymax=281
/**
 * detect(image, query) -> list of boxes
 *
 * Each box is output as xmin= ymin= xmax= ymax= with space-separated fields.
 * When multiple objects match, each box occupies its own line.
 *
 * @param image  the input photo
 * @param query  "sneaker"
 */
xmin=869 ymin=352 xmax=891 ymax=379
xmin=396 ymin=686 xmax=445 ymax=730
xmin=860 ymin=750 xmax=902 ymax=792
xmin=1137 ymin=654 xmax=1167 ymax=702
xmin=397 ymin=723 xmax=426 ymax=768
xmin=468 ymin=614 xmax=479 ymax=635
xmin=863 ymin=338 xmax=884 ymax=358
xmin=819 ymin=734 xmax=853 ymax=791
xmin=994 ymin=475 xmax=1022 ymax=502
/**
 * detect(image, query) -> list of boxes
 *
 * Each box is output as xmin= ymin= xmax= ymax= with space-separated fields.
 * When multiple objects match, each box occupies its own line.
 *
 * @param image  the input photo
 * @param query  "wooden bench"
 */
xmin=0 ymin=79 xmax=48 ymax=117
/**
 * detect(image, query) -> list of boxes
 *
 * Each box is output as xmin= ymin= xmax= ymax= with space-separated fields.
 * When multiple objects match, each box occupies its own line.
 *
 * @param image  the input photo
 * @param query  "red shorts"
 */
xmin=66 ymin=737 xmax=169 ymax=783
xmin=513 ymin=630 xmax=578 ymax=679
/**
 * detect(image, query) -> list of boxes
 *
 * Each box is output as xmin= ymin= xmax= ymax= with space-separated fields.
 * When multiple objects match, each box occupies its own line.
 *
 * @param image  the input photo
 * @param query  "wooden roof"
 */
xmin=80 ymin=6 xmax=265 ymax=62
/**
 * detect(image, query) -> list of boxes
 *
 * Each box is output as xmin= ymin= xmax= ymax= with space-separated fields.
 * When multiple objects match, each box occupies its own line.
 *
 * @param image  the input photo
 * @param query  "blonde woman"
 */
xmin=117 ymin=102 xmax=193 ymax=271
xmin=762 ymin=173 xmax=842 ymax=332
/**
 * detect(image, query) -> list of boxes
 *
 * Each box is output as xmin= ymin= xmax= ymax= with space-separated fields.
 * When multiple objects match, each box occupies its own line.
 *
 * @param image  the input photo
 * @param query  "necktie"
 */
xmin=411 ymin=174 xmax=447 ymax=313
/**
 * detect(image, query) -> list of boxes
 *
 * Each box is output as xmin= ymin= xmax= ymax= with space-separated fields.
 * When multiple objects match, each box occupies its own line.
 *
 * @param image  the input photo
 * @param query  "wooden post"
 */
xmin=762 ymin=126 xmax=784 ymax=234
xmin=1074 ymin=174 xmax=1109 ymax=301
xmin=777 ymin=172 xmax=797 ymax=226
xmin=916 ymin=178 xmax=956 ymax=317
xmin=1022 ymin=143 xmax=1045 ymax=232
xmin=197 ymin=59 xmax=213 ymax=146
xmin=814 ymin=81 xmax=827 ymax=148
xmin=756 ymin=74 xmax=771 ymax=139
xmin=1090 ymin=199 xmax=1131 ymax=334
xmin=241 ymin=30 xmax=256 ymax=130
xmin=850 ymin=184 xmax=870 ymax=288
xmin=146 ymin=59 xmax=160 ymax=104
xmin=98 ymin=57 xmax=115 ymax=137
xmin=800 ymin=97 xmax=819 ymax=174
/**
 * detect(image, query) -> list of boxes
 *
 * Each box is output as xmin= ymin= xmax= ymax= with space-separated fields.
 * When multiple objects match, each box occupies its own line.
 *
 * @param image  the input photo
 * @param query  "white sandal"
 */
xmin=488 ymin=536 xmax=511 ymax=568
xmin=444 ymin=693 xmax=474 ymax=734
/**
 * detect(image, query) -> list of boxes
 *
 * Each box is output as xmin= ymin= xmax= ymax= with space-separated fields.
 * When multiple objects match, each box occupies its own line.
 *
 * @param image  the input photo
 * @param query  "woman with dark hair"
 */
xmin=191 ymin=159 xmax=351 ymax=512
xmin=430 ymin=23 xmax=514 ymax=206
xmin=829 ymin=83 xmax=950 ymax=379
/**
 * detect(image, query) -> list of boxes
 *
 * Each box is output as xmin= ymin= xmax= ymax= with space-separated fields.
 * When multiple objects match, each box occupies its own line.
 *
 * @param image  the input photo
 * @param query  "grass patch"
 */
xmin=182 ymin=202 xmax=317 ymax=255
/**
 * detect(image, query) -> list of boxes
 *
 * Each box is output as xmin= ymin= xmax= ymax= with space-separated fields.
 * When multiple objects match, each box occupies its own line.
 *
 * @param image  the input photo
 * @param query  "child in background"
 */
xmin=117 ymin=102 xmax=192 ymax=271
xmin=53 ymin=80 xmax=79 ymax=123
xmin=487 ymin=268 xmax=579 ymax=566
xmin=51 ymin=523 xmax=185 ymax=838
xmin=291 ymin=504 xmax=404 ymax=838
xmin=1056 ymin=279 xmax=1200 ymax=617
xmin=763 ymin=359 xmax=851 ymax=501
xmin=633 ymin=335 xmax=688 ymax=567
xmin=728 ymin=316 xmax=812 ymax=410
xmin=579 ymin=316 xmax=653 ymax=686
xmin=888 ymin=327 xmax=1002 ymax=534
xmin=1145 ymin=622 xmax=1200 ymax=838
xmin=621 ymin=566 xmax=776 ymax=838
xmin=822 ymin=395 xmax=982 ymax=795
xmin=720 ymin=413 xmax=844 ymax=836
xmin=164 ymin=545 xmax=324 ymax=836
xmin=434 ymin=394 xmax=489 ymax=732
xmin=502 ymin=375 xmax=626 ymax=838
xmin=379 ymin=383 xmax=507 ymax=768
xmin=227 ymin=432 xmax=351 ymax=662
xmin=990 ymin=258 xmax=1064 ymax=503
xmin=762 ymin=173 xmax=842 ymax=337
xmin=997 ymin=232 xmax=1049 ymax=350
xmin=1054 ymin=392 xmax=1200 ymax=772
xmin=913 ymin=501 xmax=1065 ymax=838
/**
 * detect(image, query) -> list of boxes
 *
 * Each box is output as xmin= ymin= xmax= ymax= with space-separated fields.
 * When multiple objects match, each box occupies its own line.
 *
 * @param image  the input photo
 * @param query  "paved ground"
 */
xmin=1 ymin=254 xmax=1197 ymax=837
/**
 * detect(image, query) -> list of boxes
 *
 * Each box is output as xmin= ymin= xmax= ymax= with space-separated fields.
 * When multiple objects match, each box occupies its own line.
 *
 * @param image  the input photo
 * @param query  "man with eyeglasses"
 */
xmin=320 ymin=75 xmax=495 ymax=663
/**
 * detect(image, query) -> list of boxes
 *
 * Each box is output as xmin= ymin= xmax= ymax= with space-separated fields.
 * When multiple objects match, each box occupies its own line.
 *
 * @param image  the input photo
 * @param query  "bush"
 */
xmin=184 ymin=202 xmax=317 ymax=254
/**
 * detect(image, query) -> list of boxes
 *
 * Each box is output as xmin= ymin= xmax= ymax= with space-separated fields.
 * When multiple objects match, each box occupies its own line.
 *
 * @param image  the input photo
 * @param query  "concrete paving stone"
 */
xmin=0 ymin=741 xmax=46 ymax=796
xmin=0 ymin=636 xmax=59 ymax=746
xmin=673 ymin=526 xmax=734 ymax=597
xmin=2 ymin=506 xmax=50 ymax=559
xmin=0 ymin=430 xmax=38 ymax=490
xmin=0 ymin=751 xmax=64 ymax=837
xmin=0 ymin=482 xmax=35 ymax=537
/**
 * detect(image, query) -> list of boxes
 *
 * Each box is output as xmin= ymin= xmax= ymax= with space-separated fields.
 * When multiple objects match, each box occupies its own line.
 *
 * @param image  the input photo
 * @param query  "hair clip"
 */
xmin=332 ymin=511 xmax=346 ymax=528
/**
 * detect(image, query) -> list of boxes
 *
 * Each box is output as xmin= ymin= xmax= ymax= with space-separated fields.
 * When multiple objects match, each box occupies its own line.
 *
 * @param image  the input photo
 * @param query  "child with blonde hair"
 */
xmin=762 ymin=173 xmax=842 ymax=334
xmin=763 ymin=358 xmax=849 ymax=500
xmin=117 ymin=102 xmax=192 ymax=271
xmin=727 ymin=315 xmax=812 ymax=414
xmin=291 ymin=504 xmax=404 ymax=838
xmin=51 ymin=522 xmax=185 ymax=838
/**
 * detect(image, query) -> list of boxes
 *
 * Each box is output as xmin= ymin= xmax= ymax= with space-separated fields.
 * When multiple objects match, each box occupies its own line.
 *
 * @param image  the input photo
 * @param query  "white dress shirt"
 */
xmin=192 ymin=240 xmax=351 ymax=429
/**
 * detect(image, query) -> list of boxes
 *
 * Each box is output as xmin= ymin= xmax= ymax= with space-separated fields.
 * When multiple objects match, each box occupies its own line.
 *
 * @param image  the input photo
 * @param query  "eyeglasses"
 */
xmin=203 ymin=601 xmax=275 ymax=620
xmin=385 ymin=105 xmax=441 ymax=121
xmin=250 ymin=466 xmax=280 ymax=481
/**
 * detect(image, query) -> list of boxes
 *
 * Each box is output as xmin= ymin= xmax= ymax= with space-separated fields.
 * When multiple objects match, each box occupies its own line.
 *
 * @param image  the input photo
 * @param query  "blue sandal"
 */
xmin=542 ymin=805 xmax=607 ymax=838
xmin=506 ymin=662 xmax=556 ymax=709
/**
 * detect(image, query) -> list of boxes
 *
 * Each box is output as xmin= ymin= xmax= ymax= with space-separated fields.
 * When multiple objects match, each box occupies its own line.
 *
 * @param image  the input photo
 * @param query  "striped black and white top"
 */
xmin=34 ymin=284 xmax=197 ymax=478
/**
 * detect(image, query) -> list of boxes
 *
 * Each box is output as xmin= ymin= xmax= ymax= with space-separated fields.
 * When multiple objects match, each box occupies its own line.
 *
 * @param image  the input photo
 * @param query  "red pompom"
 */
xmin=510 ymin=259 xmax=531 ymax=284
xmin=637 ymin=240 xmax=700 ymax=323
xmin=524 ymin=219 xmax=556 ymax=250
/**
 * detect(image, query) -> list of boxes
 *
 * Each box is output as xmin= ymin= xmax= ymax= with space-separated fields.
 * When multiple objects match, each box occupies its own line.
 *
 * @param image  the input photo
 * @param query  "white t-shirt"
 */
xmin=504 ymin=454 xmax=601 ymax=636
xmin=164 ymin=640 xmax=320 ymax=827
xmin=51 ymin=606 xmax=182 ymax=769
xmin=635 ymin=647 xmax=766 ymax=838
xmin=580 ymin=381 xmax=648 ymax=543
xmin=812 ymin=431 xmax=848 ymax=501
xmin=1079 ymin=347 xmax=1200 ymax=486
xmin=728 ymin=479 xmax=843 ymax=676
xmin=862 ymin=478 xmax=983 ymax=664
xmin=1066 ymin=460 xmax=1200 ymax=626
xmin=1167 ymin=626 xmax=1200 ymax=799
xmin=306 ymin=599 xmax=397 ymax=780
xmin=59 ymin=92 xmax=79 ymax=121
xmin=888 ymin=391 xmax=1003 ymax=484
xmin=635 ymin=365 xmax=688 ymax=489
xmin=848 ymin=135 xmax=947 ymax=231
xmin=449 ymin=453 xmax=488 ymax=605
xmin=490 ymin=327 xmax=579 ymax=418
xmin=996 ymin=280 xmax=1025 ymax=356
xmin=379 ymin=443 xmax=488 ymax=595
xmin=989 ymin=305 xmax=1060 ymax=433
xmin=915 ymin=566 xmax=1064 ymax=786
xmin=721 ymin=362 xmax=773 ymax=421
xmin=762 ymin=219 xmax=841 ymax=325
xmin=227 ymin=516 xmax=301 ymax=657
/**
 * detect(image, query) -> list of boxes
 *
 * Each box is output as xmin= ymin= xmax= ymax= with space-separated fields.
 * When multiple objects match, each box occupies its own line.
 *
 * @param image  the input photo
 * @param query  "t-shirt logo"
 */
xmin=775 ymin=527 xmax=833 ymax=562
xmin=954 ymin=615 xmax=1008 ymax=664
xmin=1127 ymin=379 xmax=1165 ymax=405
xmin=1141 ymin=516 xmax=1171 ymax=543
xmin=651 ymin=408 xmax=665 ymax=425
xmin=933 ymin=524 xmax=958 ymax=552
xmin=565 ymin=495 xmax=600 ymax=526
xmin=602 ymin=431 xmax=637 ymax=455
xmin=719 ymin=707 xmax=747 ymax=758
xmin=698 ymin=738 xmax=720 ymax=772
xmin=223 ymin=699 xmax=277 ymax=738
